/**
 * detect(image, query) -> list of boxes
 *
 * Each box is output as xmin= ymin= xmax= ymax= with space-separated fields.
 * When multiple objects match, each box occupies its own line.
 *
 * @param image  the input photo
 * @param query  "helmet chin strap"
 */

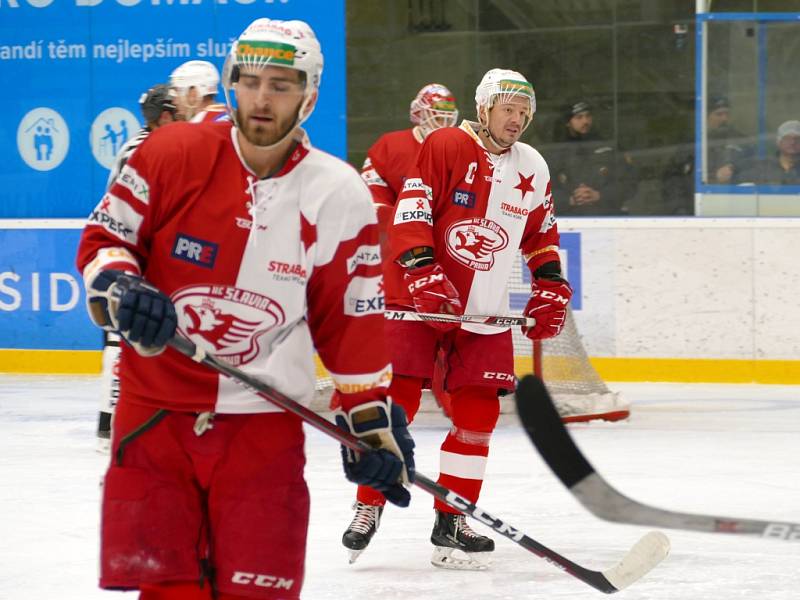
xmin=478 ymin=104 xmax=531 ymax=151
xmin=478 ymin=107 xmax=512 ymax=151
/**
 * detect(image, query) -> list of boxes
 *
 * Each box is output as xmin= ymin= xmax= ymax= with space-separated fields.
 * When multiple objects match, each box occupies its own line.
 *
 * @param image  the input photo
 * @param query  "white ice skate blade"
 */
xmin=430 ymin=546 xmax=491 ymax=571
xmin=347 ymin=548 xmax=365 ymax=565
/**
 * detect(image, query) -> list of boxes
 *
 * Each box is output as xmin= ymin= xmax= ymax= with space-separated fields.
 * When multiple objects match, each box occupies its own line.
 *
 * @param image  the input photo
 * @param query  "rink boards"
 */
xmin=1 ymin=218 xmax=800 ymax=383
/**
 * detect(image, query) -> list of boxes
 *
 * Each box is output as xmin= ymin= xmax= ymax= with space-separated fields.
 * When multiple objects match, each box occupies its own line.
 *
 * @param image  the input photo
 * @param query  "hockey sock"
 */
xmin=435 ymin=385 xmax=500 ymax=513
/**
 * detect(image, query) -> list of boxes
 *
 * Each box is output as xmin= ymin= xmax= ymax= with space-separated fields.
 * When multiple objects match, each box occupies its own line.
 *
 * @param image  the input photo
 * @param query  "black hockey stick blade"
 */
xmin=516 ymin=374 xmax=800 ymax=542
xmin=168 ymin=336 xmax=668 ymax=593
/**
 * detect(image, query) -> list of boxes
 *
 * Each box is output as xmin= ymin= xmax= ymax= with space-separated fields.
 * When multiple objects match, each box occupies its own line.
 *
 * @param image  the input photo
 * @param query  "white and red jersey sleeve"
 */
xmin=305 ymin=167 xmax=391 ymax=399
xmin=387 ymin=121 xmax=562 ymax=333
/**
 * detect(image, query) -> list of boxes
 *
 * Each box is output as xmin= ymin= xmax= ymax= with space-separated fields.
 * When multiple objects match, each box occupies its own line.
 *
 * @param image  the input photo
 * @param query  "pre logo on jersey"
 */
xmin=172 ymin=234 xmax=218 ymax=269
xmin=173 ymin=284 xmax=285 ymax=366
xmin=452 ymin=189 xmax=476 ymax=208
xmin=394 ymin=197 xmax=432 ymax=226
xmin=445 ymin=218 xmax=509 ymax=271
xmin=344 ymin=276 xmax=385 ymax=316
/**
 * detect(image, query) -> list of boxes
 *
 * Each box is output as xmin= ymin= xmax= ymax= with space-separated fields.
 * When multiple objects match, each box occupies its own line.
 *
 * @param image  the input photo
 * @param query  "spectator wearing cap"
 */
xmin=661 ymin=94 xmax=752 ymax=214
xmin=736 ymin=120 xmax=800 ymax=185
xmin=705 ymin=95 xmax=750 ymax=184
xmin=546 ymin=100 xmax=635 ymax=215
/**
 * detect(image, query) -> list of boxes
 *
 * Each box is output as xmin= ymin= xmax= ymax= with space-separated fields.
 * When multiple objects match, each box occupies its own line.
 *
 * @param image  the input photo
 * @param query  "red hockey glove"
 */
xmin=522 ymin=277 xmax=572 ymax=340
xmin=403 ymin=263 xmax=463 ymax=332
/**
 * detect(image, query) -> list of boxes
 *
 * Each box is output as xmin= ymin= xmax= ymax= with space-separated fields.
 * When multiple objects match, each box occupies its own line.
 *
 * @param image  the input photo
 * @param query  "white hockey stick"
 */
xmin=384 ymin=309 xmax=535 ymax=328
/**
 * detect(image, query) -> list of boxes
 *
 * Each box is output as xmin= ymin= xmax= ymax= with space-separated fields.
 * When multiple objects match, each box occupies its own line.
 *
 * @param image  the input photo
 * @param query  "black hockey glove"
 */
xmin=335 ymin=396 xmax=416 ymax=507
xmin=88 ymin=269 xmax=177 ymax=357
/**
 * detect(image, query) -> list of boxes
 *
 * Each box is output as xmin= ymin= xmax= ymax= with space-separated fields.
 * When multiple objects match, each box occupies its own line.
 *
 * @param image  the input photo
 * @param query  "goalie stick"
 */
xmin=516 ymin=374 xmax=800 ymax=542
xmin=168 ymin=336 xmax=669 ymax=593
xmin=384 ymin=309 xmax=535 ymax=328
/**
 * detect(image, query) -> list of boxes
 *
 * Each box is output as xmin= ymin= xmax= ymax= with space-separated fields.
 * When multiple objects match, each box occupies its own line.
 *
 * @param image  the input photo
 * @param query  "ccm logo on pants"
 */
xmin=483 ymin=372 xmax=515 ymax=382
xmin=231 ymin=572 xmax=294 ymax=590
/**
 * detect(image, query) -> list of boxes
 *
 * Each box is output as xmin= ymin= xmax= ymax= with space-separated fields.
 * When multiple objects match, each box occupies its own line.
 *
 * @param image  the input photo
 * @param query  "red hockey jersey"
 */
xmin=360 ymin=127 xmax=424 ymax=209
xmin=388 ymin=120 xmax=561 ymax=334
xmin=77 ymin=121 xmax=389 ymax=413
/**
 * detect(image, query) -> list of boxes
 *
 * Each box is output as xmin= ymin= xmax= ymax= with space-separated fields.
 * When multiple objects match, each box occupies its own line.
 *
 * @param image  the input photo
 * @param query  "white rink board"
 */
xmin=559 ymin=217 xmax=800 ymax=361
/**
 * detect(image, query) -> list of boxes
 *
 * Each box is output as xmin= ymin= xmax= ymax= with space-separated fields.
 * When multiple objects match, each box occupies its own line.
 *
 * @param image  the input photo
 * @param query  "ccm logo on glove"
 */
xmin=530 ymin=288 xmax=570 ymax=305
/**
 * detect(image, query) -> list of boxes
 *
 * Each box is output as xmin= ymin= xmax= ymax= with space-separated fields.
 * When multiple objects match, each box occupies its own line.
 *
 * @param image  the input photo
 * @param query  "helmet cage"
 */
xmin=476 ymin=78 xmax=536 ymax=136
xmin=222 ymin=19 xmax=323 ymax=148
xmin=410 ymin=84 xmax=459 ymax=137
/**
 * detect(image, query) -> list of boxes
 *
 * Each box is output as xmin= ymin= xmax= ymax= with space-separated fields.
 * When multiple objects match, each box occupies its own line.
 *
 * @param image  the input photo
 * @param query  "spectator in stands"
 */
xmin=705 ymin=95 xmax=751 ymax=184
xmin=736 ymin=120 xmax=800 ymax=185
xmin=661 ymin=95 xmax=752 ymax=214
xmin=547 ymin=100 xmax=635 ymax=215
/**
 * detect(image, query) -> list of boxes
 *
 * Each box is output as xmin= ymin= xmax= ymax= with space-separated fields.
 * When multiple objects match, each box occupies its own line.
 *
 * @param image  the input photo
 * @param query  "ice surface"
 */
xmin=1 ymin=376 xmax=799 ymax=599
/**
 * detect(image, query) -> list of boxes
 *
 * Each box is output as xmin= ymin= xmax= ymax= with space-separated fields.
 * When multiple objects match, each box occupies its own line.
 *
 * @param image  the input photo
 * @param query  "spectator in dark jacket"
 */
xmin=547 ymin=100 xmax=635 ymax=215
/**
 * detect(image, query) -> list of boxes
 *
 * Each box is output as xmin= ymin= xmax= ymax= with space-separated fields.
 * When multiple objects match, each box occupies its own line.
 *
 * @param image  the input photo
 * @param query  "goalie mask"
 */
xmin=409 ymin=83 xmax=459 ymax=138
xmin=474 ymin=68 xmax=536 ymax=144
xmin=222 ymin=18 xmax=324 ymax=147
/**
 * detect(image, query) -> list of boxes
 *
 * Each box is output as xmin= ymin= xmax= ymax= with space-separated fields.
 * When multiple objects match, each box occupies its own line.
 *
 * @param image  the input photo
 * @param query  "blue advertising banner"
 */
xmin=0 ymin=1 xmax=346 ymax=218
xmin=0 ymin=227 xmax=99 ymax=350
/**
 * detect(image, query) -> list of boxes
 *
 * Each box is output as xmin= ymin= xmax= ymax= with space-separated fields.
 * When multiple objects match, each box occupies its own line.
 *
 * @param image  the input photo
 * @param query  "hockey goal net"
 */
xmin=312 ymin=257 xmax=627 ymax=422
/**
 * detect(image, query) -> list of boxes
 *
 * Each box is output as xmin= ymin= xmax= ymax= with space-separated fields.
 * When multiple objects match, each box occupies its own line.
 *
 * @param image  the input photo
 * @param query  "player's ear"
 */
xmin=302 ymin=90 xmax=319 ymax=119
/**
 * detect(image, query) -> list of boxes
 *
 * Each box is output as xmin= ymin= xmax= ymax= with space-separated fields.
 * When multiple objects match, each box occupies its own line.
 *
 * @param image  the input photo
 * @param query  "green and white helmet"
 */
xmin=474 ymin=68 xmax=536 ymax=121
xmin=222 ymin=18 xmax=324 ymax=134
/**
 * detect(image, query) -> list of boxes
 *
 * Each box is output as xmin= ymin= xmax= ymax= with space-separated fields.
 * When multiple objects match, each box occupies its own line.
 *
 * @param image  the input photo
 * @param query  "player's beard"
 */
xmin=236 ymin=105 xmax=300 ymax=148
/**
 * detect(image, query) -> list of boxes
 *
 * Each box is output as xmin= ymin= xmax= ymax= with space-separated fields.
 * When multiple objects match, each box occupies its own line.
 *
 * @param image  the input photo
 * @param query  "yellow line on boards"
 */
xmin=2 ymin=351 xmax=800 ymax=385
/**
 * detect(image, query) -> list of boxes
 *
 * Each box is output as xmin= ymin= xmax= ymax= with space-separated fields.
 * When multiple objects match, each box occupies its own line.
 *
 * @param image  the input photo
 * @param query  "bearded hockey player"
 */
xmin=77 ymin=18 xmax=414 ymax=600
xmin=342 ymin=68 xmax=573 ymax=570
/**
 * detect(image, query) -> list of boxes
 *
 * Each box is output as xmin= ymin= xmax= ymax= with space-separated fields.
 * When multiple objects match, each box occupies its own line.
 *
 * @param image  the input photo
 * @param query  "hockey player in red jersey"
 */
xmin=77 ymin=18 xmax=415 ymax=600
xmin=169 ymin=60 xmax=229 ymax=123
xmin=360 ymin=83 xmax=459 ymax=246
xmin=342 ymin=68 xmax=572 ymax=570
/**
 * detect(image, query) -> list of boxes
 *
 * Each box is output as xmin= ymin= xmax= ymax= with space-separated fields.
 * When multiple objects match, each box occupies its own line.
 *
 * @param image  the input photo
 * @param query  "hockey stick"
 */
xmin=384 ymin=309 xmax=534 ymax=328
xmin=516 ymin=374 xmax=800 ymax=542
xmin=168 ymin=336 xmax=669 ymax=593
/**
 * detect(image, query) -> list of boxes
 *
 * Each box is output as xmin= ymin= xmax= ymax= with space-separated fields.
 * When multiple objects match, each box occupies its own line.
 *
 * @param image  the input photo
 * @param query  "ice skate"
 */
xmin=342 ymin=502 xmax=383 ymax=564
xmin=430 ymin=509 xmax=494 ymax=570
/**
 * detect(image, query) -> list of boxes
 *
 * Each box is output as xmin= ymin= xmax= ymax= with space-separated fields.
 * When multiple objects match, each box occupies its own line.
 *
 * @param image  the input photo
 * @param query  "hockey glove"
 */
xmin=523 ymin=277 xmax=573 ymax=340
xmin=403 ymin=263 xmax=463 ymax=332
xmin=88 ymin=269 xmax=178 ymax=357
xmin=335 ymin=396 xmax=416 ymax=507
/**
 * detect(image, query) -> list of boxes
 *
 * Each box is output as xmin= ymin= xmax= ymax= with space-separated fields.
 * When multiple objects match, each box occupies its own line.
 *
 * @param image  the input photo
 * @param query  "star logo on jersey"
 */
xmin=514 ymin=172 xmax=535 ymax=200
xmin=172 ymin=284 xmax=286 ymax=366
xmin=100 ymin=196 xmax=111 ymax=212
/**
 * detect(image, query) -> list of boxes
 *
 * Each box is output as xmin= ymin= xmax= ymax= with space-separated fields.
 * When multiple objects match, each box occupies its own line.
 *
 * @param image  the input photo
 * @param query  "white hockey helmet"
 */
xmin=475 ymin=68 xmax=536 ymax=128
xmin=170 ymin=60 xmax=220 ymax=97
xmin=223 ymin=18 xmax=323 ymax=97
xmin=409 ymin=83 xmax=459 ymax=136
